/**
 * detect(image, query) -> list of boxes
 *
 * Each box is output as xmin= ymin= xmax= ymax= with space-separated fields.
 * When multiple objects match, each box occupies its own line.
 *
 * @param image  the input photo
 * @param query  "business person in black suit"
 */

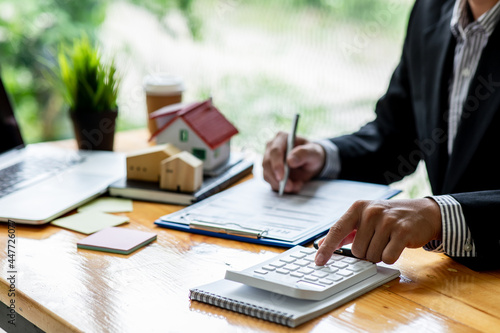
xmin=263 ymin=0 xmax=500 ymax=270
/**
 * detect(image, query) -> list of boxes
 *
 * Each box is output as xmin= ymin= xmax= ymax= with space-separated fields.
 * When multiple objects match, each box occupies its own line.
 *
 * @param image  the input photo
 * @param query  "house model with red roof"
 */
xmin=149 ymin=98 xmax=238 ymax=171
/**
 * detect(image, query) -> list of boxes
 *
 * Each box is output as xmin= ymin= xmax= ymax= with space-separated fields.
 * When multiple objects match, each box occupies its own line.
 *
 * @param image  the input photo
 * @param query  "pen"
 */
xmin=313 ymin=238 xmax=356 ymax=258
xmin=313 ymin=236 xmax=325 ymax=249
xmin=279 ymin=113 xmax=300 ymax=196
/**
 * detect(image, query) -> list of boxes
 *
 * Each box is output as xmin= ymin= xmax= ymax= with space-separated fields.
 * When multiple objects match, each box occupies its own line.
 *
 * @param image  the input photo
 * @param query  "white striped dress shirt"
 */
xmin=447 ymin=0 xmax=500 ymax=154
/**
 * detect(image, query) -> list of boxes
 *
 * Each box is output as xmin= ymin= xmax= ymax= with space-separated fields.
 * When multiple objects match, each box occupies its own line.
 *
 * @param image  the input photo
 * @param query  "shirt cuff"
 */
xmin=315 ymin=139 xmax=341 ymax=179
xmin=425 ymin=195 xmax=476 ymax=257
xmin=423 ymin=240 xmax=444 ymax=253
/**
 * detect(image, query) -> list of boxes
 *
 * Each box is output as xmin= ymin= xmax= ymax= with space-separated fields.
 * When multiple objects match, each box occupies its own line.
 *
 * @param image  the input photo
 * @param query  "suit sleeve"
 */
xmin=449 ymin=191 xmax=500 ymax=270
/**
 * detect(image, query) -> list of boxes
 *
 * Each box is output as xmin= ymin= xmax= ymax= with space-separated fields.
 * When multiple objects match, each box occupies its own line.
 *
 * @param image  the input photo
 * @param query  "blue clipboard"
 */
xmin=154 ymin=179 xmax=401 ymax=248
xmin=154 ymin=218 xmax=333 ymax=248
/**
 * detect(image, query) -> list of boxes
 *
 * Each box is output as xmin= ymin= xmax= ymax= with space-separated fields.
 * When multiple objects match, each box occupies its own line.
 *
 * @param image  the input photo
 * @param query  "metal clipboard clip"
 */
xmin=183 ymin=215 xmax=268 ymax=239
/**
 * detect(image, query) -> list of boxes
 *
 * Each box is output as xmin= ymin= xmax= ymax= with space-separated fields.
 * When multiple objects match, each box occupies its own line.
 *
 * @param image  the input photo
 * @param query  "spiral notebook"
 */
xmin=189 ymin=266 xmax=400 ymax=327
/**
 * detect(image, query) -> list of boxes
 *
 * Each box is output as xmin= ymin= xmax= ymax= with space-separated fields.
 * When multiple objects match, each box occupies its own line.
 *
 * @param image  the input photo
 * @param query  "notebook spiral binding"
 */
xmin=189 ymin=289 xmax=294 ymax=326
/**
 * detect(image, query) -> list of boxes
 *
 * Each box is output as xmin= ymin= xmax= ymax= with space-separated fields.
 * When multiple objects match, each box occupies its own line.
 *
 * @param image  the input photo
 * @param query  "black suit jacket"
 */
xmin=330 ymin=0 xmax=500 ymax=270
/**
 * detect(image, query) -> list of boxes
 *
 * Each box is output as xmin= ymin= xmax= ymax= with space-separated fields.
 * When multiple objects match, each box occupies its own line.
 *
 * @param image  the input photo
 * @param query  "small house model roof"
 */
xmin=149 ymin=102 xmax=186 ymax=119
xmin=150 ymin=99 xmax=239 ymax=150
xmin=162 ymin=151 xmax=203 ymax=168
xmin=126 ymin=144 xmax=170 ymax=159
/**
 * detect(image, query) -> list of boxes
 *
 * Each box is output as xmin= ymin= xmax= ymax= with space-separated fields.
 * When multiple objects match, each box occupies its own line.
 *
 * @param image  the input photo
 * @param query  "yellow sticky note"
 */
xmin=77 ymin=197 xmax=133 ymax=213
xmin=51 ymin=212 xmax=129 ymax=234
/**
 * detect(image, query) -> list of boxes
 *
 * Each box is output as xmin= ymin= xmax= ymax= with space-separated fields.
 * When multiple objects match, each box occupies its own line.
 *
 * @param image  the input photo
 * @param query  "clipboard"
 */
xmin=155 ymin=216 xmax=333 ymax=247
xmin=154 ymin=179 xmax=401 ymax=248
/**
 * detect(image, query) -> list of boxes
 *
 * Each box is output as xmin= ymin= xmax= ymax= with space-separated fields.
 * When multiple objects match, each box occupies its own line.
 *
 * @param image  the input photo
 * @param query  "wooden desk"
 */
xmin=1 ymin=130 xmax=499 ymax=332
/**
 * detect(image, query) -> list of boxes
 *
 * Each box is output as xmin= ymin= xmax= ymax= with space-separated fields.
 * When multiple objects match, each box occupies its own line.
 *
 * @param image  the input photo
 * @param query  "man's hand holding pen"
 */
xmin=262 ymin=132 xmax=326 ymax=194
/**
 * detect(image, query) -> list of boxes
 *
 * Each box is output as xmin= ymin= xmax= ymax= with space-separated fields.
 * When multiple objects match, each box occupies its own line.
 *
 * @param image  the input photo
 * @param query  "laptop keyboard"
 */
xmin=0 ymin=155 xmax=83 ymax=198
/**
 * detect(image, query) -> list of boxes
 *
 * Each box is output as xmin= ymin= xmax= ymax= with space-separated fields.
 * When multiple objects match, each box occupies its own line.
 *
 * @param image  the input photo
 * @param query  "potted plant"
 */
xmin=56 ymin=36 xmax=119 ymax=151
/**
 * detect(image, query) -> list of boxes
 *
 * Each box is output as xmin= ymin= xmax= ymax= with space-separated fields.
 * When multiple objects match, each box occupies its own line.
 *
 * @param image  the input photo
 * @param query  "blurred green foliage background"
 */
xmin=0 ymin=0 xmax=411 ymax=142
xmin=0 ymin=0 xmax=430 ymax=196
xmin=0 ymin=0 xmax=197 ymax=142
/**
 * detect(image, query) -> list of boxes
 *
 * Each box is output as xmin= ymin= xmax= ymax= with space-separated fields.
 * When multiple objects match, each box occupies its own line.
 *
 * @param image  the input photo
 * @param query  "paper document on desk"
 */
xmin=158 ymin=179 xmax=400 ymax=244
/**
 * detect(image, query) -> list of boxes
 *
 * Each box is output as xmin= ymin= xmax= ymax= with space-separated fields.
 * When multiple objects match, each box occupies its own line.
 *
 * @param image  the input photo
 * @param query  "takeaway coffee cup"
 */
xmin=144 ymin=74 xmax=184 ymax=135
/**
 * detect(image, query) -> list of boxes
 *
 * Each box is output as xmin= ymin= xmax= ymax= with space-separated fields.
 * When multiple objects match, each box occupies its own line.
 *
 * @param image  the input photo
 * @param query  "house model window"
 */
xmin=180 ymin=129 xmax=189 ymax=142
xmin=192 ymin=148 xmax=206 ymax=160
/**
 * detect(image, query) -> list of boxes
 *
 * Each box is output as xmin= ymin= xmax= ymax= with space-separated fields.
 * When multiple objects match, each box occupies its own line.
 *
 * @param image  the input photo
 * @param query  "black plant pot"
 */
xmin=70 ymin=110 xmax=117 ymax=151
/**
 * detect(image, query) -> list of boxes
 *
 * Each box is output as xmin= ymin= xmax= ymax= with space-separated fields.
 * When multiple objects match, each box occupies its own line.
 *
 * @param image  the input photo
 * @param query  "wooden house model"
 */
xmin=160 ymin=151 xmax=203 ymax=192
xmin=126 ymin=143 xmax=181 ymax=182
xmin=149 ymin=98 xmax=238 ymax=171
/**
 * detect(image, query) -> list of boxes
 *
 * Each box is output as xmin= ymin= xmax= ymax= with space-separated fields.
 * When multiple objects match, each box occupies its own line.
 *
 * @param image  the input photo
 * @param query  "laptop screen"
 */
xmin=0 ymin=73 xmax=24 ymax=154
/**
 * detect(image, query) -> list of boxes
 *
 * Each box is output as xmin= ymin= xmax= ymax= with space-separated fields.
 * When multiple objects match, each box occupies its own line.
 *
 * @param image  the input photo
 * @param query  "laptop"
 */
xmin=0 ymin=72 xmax=125 ymax=224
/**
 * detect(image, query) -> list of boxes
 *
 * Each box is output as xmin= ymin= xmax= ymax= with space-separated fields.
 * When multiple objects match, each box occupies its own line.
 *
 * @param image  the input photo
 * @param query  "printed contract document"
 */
xmin=159 ymin=179 xmax=400 ymax=243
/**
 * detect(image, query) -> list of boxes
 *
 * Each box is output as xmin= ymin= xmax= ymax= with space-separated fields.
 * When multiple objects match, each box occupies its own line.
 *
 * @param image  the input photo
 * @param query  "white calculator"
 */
xmin=225 ymin=246 xmax=377 ymax=301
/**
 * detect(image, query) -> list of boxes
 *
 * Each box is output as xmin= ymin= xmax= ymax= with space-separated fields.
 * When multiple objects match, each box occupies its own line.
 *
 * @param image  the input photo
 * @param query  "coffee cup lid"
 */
xmin=143 ymin=74 xmax=184 ymax=95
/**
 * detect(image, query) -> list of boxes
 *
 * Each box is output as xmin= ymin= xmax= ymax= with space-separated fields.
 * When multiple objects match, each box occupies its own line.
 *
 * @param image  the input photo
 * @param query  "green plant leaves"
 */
xmin=57 ymin=36 xmax=118 ymax=113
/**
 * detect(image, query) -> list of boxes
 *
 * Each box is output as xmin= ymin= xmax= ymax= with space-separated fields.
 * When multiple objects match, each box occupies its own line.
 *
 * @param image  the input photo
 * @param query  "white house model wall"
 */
xmin=155 ymin=117 xmax=230 ymax=171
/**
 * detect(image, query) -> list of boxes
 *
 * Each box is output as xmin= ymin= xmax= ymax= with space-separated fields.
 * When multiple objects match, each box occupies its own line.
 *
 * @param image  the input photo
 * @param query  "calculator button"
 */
xmin=290 ymin=272 xmax=304 ymax=278
xmin=296 ymin=280 xmax=325 ymax=291
xmin=254 ymin=269 xmax=268 ymax=275
xmin=318 ymin=279 xmax=333 ymax=285
xmin=303 ymin=254 xmax=315 ymax=262
xmin=321 ymin=266 xmax=338 ymax=274
xmin=300 ymin=248 xmax=316 ymax=255
xmin=337 ymin=270 xmax=353 ymax=277
xmin=262 ymin=265 xmax=275 ymax=271
xmin=312 ymin=271 xmax=328 ymax=278
xmin=304 ymin=276 xmax=319 ymax=282
xmin=294 ymin=259 xmax=310 ymax=267
xmin=269 ymin=261 xmax=286 ymax=268
xmin=356 ymin=261 xmax=373 ymax=267
xmin=332 ymin=262 xmax=348 ymax=269
xmin=342 ymin=257 xmax=360 ymax=264
xmin=276 ymin=268 xmax=289 ymax=274
xmin=283 ymin=264 xmax=299 ymax=271
xmin=326 ymin=275 xmax=343 ymax=282
xmin=330 ymin=254 xmax=345 ymax=261
xmin=298 ymin=267 xmax=314 ymax=275
xmin=346 ymin=265 xmax=364 ymax=272
xmin=290 ymin=253 xmax=306 ymax=259
xmin=279 ymin=257 xmax=296 ymax=264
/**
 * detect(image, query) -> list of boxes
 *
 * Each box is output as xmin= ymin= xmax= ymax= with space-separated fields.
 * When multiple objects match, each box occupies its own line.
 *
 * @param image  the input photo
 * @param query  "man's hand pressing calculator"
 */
xmin=225 ymin=246 xmax=377 ymax=301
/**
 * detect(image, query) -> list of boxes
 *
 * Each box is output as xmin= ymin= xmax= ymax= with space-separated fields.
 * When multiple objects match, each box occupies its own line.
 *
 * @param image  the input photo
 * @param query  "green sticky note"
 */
xmin=51 ymin=212 xmax=129 ymax=234
xmin=77 ymin=197 xmax=133 ymax=213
